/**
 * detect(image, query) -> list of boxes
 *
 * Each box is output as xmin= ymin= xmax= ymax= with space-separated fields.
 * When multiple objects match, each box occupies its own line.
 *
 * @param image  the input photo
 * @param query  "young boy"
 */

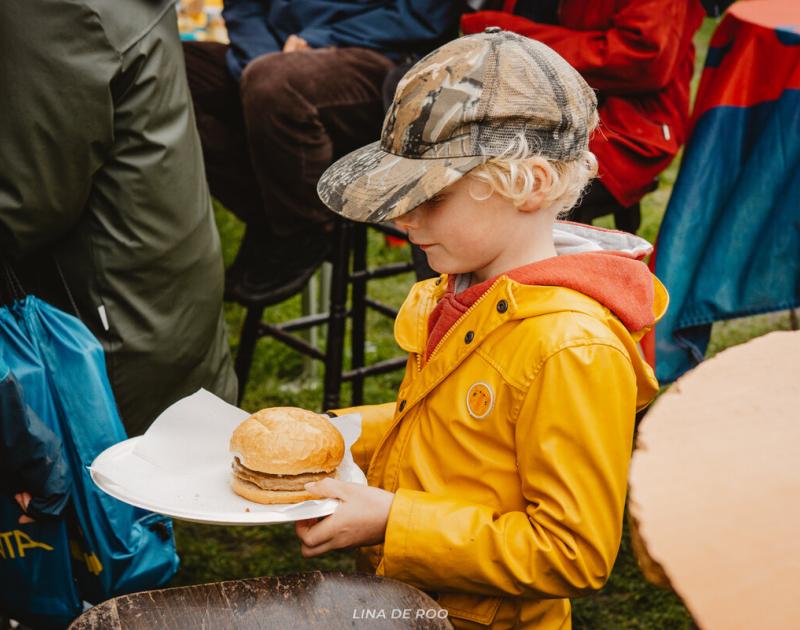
xmin=296 ymin=29 xmax=667 ymax=629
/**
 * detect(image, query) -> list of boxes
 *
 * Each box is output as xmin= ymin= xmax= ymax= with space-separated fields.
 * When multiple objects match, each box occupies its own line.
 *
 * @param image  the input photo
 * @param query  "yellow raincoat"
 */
xmin=337 ymin=227 xmax=668 ymax=629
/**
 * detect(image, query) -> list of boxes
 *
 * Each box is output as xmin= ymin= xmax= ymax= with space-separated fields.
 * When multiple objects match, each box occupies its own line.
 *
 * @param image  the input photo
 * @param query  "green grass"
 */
xmin=169 ymin=17 xmax=794 ymax=628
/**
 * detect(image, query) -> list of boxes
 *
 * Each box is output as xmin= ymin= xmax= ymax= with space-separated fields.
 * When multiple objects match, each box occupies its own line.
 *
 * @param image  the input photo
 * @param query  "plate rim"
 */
xmin=90 ymin=437 xmax=356 ymax=526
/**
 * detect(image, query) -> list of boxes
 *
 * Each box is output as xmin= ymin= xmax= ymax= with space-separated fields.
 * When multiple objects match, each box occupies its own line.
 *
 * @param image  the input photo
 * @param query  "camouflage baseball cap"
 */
xmin=317 ymin=28 xmax=597 ymax=223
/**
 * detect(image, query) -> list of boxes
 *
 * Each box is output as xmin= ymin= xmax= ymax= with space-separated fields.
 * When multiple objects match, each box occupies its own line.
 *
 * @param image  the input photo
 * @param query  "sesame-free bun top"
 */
xmin=229 ymin=407 xmax=344 ymax=476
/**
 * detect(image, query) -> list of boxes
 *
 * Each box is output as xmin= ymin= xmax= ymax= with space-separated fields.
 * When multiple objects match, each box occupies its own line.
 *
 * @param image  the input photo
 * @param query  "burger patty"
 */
xmin=232 ymin=458 xmax=332 ymax=491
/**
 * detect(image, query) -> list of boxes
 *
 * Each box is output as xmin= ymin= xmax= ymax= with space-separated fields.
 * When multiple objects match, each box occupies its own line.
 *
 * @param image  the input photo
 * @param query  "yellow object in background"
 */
xmin=178 ymin=0 xmax=228 ymax=43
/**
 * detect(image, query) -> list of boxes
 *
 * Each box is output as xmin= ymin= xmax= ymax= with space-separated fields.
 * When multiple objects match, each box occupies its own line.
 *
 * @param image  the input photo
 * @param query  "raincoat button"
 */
xmin=464 ymin=331 xmax=475 ymax=344
xmin=399 ymin=399 xmax=407 ymax=412
xmin=435 ymin=277 xmax=442 ymax=285
xmin=496 ymin=299 xmax=508 ymax=313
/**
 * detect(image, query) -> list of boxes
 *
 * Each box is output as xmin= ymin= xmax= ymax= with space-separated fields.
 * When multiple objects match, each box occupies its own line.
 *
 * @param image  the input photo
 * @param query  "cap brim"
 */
xmin=317 ymin=141 xmax=488 ymax=223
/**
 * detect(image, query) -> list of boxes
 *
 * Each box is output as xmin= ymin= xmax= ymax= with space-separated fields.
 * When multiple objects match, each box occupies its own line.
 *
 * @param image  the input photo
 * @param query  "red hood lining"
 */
xmin=425 ymin=252 xmax=655 ymax=362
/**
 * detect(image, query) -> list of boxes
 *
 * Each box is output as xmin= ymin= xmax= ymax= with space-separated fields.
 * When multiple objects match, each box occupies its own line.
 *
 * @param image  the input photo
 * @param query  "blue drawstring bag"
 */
xmin=0 ymin=296 xmax=179 ymax=628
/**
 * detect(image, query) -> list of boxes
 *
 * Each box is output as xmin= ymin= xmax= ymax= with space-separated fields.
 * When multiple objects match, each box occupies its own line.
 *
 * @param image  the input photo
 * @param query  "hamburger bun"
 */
xmin=230 ymin=476 xmax=318 ymax=505
xmin=229 ymin=407 xmax=345 ymax=504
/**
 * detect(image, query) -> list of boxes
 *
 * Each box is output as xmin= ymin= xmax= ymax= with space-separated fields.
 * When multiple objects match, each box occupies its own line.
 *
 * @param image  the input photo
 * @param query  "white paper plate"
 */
xmin=89 ymin=390 xmax=366 ymax=526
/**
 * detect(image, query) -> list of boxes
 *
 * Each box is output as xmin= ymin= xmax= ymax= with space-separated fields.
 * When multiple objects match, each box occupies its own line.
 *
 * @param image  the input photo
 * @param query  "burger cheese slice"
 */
xmin=229 ymin=407 xmax=345 ymax=504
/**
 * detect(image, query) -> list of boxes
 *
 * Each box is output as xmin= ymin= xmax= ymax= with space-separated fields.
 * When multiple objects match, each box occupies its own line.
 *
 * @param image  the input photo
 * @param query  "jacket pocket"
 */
xmin=437 ymin=593 xmax=504 ymax=627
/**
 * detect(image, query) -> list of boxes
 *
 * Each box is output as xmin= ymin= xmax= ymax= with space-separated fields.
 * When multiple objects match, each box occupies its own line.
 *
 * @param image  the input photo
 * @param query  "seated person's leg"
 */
xmin=230 ymin=47 xmax=396 ymax=301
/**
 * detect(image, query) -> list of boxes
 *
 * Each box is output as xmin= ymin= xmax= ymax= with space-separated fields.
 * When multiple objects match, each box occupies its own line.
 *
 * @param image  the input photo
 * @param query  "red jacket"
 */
xmin=462 ymin=0 xmax=705 ymax=207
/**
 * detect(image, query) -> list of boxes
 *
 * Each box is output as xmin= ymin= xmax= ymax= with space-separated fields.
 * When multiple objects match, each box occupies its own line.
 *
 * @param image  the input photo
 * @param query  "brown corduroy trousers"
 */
xmin=183 ymin=42 xmax=395 ymax=237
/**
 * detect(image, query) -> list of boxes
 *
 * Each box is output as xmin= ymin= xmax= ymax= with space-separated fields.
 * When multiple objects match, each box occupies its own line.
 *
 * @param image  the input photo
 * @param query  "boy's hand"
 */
xmin=294 ymin=479 xmax=394 ymax=557
xmin=14 ymin=492 xmax=35 ymax=524
xmin=283 ymin=35 xmax=310 ymax=53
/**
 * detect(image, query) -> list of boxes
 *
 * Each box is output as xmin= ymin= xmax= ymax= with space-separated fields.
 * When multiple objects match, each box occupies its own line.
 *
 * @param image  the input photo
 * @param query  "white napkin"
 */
xmin=90 ymin=389 xmax=364 ymax=524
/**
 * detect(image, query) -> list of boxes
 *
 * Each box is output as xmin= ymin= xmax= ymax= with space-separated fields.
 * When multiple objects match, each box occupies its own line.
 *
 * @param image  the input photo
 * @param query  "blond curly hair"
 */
xmin=467 ymin=133 xmax=599 ymax=215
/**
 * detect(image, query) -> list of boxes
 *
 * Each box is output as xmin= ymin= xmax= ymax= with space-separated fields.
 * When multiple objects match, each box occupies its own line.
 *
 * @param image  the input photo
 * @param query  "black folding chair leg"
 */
xmin=323 ymin=221 xmax=351 ymax=411
xmin=350 ymin=224 xmax=368 ymax=406
xmin=235 ymin=304 xmax=266 ymax=404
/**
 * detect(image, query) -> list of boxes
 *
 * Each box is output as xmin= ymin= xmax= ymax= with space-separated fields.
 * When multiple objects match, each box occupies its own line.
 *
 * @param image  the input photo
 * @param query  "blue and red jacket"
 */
xmin=648 ymin=2 xmax=800 ymax=382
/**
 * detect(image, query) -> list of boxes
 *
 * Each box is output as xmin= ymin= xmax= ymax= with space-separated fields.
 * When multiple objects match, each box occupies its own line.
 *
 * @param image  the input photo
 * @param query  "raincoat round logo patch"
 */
xmin=466 ymin=382 xmax=494 ymax=419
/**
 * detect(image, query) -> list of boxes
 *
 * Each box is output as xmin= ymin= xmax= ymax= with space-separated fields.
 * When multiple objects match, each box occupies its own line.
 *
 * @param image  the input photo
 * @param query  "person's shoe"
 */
xmin=226 ymin=227 xmax=332 ymax=305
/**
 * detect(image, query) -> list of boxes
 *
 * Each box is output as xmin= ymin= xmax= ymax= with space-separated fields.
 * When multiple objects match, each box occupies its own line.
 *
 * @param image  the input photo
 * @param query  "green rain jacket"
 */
xmin=0 ymin=0 xmax=237 ymax=436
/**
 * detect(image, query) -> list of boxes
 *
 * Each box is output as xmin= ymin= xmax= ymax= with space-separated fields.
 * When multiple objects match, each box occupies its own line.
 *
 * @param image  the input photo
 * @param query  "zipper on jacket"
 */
xmin=372 ymin=278 xmax=505 ymax=479
xmin=421 ymin=278 xmax=503 ymax=370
